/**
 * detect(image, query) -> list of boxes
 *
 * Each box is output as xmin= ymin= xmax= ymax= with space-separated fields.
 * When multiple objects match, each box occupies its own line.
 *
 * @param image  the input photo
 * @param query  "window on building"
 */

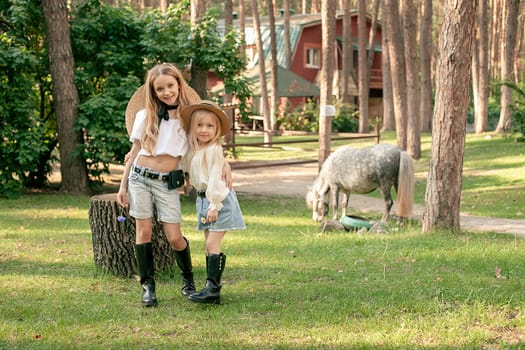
xmin=305 ymin=47 xmax=321 ymax=68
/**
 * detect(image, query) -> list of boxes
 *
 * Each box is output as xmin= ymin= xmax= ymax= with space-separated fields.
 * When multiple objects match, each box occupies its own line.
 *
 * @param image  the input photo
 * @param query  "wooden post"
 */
xmin=88 ymin=193 xmax=176 ymax=277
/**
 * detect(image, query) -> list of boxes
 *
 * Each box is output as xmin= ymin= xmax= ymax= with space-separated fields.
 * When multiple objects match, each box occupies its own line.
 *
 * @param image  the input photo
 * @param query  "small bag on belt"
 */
xmin=167 ymin=169 xmax=185 ymax=190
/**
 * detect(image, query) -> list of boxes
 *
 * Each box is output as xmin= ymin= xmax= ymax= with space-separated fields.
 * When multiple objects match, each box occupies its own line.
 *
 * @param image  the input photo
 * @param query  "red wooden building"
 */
xmin=210 ymin=10 xmax=383 ymax=116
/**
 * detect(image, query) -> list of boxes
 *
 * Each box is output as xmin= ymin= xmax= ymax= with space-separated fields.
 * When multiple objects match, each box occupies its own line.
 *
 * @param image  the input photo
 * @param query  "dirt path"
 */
xmin=231 ymin=162 xmax=525 ymax=238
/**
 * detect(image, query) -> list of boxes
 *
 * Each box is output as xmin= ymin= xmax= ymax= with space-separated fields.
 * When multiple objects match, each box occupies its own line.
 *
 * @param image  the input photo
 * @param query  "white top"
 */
xmin=130 ymin=109 xmax=188 ymax=158
xmin=184 ymin=143 xmax=229 ymax=212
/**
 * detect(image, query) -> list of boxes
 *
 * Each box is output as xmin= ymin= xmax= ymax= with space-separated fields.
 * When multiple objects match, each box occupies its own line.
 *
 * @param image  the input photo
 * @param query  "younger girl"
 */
xmin=117 ymin=63 xmax=200 ymax=307
xmin=180 ymin=100 xmax=246 ymax=305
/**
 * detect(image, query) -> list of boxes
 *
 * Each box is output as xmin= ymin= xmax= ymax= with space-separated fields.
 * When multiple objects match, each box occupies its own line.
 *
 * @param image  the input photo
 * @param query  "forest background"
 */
xmin=1 ymin=0 xmax=525 ymax=232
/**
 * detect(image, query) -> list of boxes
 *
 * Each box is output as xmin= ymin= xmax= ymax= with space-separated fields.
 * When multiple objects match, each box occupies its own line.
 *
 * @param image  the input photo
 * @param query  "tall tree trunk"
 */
xmin=366 ymin=0 xmax=380 ymax=77
xmin=239 ymin=0 xmax=246 ymax=56
xmin=490 ymin=0 xmax=502 ymax=81
xmin=381 ymin=0 xmax=396 ymax=131
xmin=472 ymin=25 xmax=481 ymax=130
xmin=341 ymin=0 xmax=354 ymax=104
xmin=223 ymin=0 xmax=234 ymax=144
xmin=357 ymin=0 xmax=369 ymax=133
xmin=474 ymin=0 xmax=489 ymax=133
xmin=318 ymin=0 xmax=336 ymax=168
xmin=403 ymin=0 xmax=421 ymax=159
xmin=496 ymin=0 xmax=520 ymax=132
xmin=422 ymin=0 xmax=477 ymax=233
xmin=268 ymin=0 xmax=279 ymax=131
xmin=160 ymin=0 xmax=168 ymax=13
xmin=311 ymin=0 xmax=321 ymax=13
xmin=283 ymin=0 xmax=292 ymax=69
xmin=385 ymin=0 xmax=408 ymax=149
xmin=251 ymin=0 xmax=272 ymax=144
xmin=419 ymin=0 xmax=433 ymax=133
xmin=42 ymin=0 xmax=89 ymax=194
xmin=190 ymin=0 xmax=208 ymax=98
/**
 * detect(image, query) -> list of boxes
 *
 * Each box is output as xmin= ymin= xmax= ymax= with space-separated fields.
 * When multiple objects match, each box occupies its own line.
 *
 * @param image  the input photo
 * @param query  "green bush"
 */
xmin=277 ymin=99 xmax=319 ymax=132
xmin=0 ymin=1 xmax=51 ymax=198
xmin=332 ymin=102 xmax=359 ymax=133
xmin=277 ymin=100 xmax=360 ymax=133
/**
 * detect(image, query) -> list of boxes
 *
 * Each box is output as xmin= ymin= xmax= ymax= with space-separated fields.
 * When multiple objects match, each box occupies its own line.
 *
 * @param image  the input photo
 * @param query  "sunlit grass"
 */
xmin=1 ymin=193 xmax=524 ymax=348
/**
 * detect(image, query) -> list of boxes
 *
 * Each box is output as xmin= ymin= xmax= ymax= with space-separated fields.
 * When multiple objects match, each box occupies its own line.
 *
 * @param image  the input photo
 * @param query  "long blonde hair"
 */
xmin=141 ymin=63 xmax=200 ymax=154
xmin=187 ymin=110 xmax=223 ymax=156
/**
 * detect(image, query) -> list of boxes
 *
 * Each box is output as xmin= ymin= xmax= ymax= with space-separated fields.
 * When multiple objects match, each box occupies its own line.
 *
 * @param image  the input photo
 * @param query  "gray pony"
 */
xmin=306 ymin=144 xmax=415 ymax=222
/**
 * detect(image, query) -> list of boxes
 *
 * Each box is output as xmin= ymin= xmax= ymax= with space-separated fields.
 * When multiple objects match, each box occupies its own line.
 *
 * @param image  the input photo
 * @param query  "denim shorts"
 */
xmin=128 ymin=167 xmax=182 ymax=224
xmin=196 ymin=189 xmax=246 ymax=232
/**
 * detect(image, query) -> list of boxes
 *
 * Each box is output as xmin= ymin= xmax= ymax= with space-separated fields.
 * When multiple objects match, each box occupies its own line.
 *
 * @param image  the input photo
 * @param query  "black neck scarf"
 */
xmin=158 ymin=103 xmax=179 ymax=126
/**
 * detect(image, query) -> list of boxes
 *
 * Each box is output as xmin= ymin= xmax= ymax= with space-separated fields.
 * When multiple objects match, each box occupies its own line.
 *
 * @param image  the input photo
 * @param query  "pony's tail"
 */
xmin=396 ymin=151 xmax=415 ymax=218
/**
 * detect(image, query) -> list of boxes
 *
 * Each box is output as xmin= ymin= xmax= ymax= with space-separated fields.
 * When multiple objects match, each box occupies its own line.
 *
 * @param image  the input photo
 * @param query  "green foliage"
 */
xmin=76 ymin=75 xmax=141 ymax=185
xmin=277 ymin=100 xmax=360 ymax=133
xmin=332 ymin=101 xmax=359 ymax=133
xmin=277 ymin=99 xmax=319 ymax=132
xmin=0 ymin=0 xmax=52 ymax=198
xmin=468 ymin=96 xmax=501 ymax=131
xmin=141 ymin=1 xmax=193 ymax=65
xmin=70 ymin=0 xmax=145 ymax=182
xmin=500 ymin=81 xmax=525 ymax=142
xmin=2 ymin=0 xmax=251 ymax=196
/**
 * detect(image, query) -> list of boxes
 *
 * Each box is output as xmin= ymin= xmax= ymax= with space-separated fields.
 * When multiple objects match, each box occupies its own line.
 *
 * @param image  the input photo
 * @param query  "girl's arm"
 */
xmin=205 ymin=145 xmax=231 ymax=213
xmin=117 ymin=140 xmax=140 ymax=208
xmin=222 ymin=161 xmax=232 ymax=188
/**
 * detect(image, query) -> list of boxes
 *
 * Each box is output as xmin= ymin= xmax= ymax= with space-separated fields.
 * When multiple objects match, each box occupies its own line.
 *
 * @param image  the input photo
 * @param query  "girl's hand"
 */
xmin=116 ymin=188 xmax=129 ymax=208
xmin=206 ymin=209 xmax=218 ymax=223
xmin=124 ymin=152 xmax=132 ymax=165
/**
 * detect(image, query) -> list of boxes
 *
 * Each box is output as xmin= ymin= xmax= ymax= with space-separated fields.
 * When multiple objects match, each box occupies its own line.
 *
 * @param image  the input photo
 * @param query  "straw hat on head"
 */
xmin=180 ymin=100 xmax=231 ymax=137
xmin=125 ymin=85 xmax=146 ymax=136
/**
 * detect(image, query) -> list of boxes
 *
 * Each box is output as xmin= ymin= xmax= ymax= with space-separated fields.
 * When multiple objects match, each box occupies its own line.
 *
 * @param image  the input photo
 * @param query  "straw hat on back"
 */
xmin=125 ymin=85 xmax=146 ymax=136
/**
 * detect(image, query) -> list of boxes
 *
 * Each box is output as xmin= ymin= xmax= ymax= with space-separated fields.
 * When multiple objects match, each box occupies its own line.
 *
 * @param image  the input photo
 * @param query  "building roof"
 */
xmin=212 ymin=65 xmax=320 ymax=97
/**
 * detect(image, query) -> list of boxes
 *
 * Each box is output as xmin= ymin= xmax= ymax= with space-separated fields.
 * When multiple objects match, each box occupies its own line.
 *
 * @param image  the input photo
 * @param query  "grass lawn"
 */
xmin=1 ymin=132 xmax=525 ymax=348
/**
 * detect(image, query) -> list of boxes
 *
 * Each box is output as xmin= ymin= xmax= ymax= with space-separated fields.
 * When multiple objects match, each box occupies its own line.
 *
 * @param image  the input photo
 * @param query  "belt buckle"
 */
xmin=133 ymin=165 xmax=144 ymax=175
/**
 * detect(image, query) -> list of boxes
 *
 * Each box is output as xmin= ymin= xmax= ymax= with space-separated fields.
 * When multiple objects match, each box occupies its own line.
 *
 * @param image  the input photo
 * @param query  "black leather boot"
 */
xmin=174 ymin=237 xmax=196 ymax=296
xmin=135 ymin=243 xmax=158 ymax=307
xmin=189 ymin=253 xmax=226 ymax=305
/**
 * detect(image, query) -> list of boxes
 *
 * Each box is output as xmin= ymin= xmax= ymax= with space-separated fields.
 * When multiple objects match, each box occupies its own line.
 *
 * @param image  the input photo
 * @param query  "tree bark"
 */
xmin=251 ymin=0 xmax=272 ymax=144
xmin=341 ymin=0 xmax=354 ymax=104
xmin=419 ymin=0 xmax=433 ymax=133
xmin=403 ymin=0 xmax=421 ymax=159
xmin=283 ymin=0 xmax=292 ymax=69
xmin=89 ymin=194 xmax=176 ymax=277
xmin=318 ymin=0 xmax=336 ymax=168
xmin=384 ymin=0 xmax=408 ymax=149
xmin=223 ymin=0 xmax=234 ymax=144
xmin=381 ymin=0 xmax=396 ymax=131
xmin=422 ymin=0 xmax=477 ymax=233
xmin=42 ymin=0 xmax=89 ymax=194
xmin=357 ymin=0 xmax=369 ymax=133
xmin=190 ymin=0 xmax=208 ymax=98
xmin=496 ymin=0 xmax=519 ymax=132
xmin=474 ymin=0 xmax=489 ymax=133
xmin=268 ymin=0 xmax=279 ymax=131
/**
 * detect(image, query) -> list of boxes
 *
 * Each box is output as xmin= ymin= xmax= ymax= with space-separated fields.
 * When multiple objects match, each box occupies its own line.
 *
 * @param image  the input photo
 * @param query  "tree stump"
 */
xmin=88 ymin=193 xmax=176 ymax=277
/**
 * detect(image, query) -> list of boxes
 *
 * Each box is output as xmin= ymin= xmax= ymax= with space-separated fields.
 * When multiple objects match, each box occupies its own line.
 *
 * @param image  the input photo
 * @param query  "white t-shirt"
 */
xmin=130 ymin=109 xmax=188 ymax=158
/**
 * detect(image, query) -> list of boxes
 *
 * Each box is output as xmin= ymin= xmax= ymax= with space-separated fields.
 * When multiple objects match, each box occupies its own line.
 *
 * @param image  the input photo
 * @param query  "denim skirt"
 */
xmin=196 ymin=189 xmax=246 ymax=232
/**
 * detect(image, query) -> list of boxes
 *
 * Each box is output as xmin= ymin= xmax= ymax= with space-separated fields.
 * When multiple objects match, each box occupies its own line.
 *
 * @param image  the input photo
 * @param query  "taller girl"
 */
xmin=117 ymin=63 xmax=200 ymax=307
